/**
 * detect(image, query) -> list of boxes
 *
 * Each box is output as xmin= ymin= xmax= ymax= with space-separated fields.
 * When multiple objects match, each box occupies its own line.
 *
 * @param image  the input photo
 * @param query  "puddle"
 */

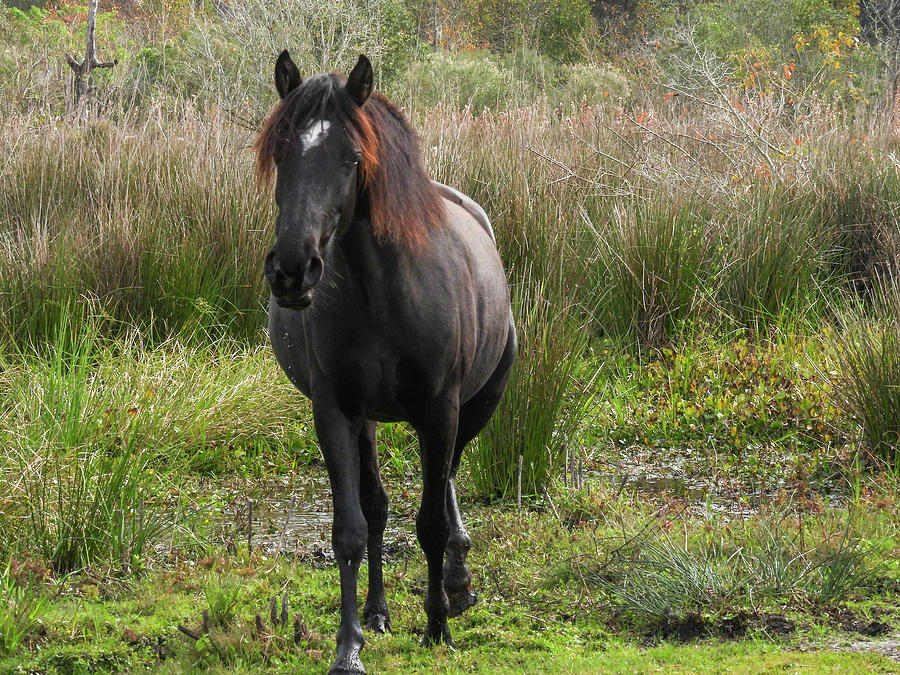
xmin=593 ymin=445 xmax=845 ymax=518
xmin=199 ymin=471 xmax=417 ymax=560
xmin=182 ymin=444 xmax=847 ymax=558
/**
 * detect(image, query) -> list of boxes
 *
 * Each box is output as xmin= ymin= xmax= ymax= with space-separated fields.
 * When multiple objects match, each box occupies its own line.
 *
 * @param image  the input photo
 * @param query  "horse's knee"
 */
xmin=333 ymin=512 xmax=367 ymax=562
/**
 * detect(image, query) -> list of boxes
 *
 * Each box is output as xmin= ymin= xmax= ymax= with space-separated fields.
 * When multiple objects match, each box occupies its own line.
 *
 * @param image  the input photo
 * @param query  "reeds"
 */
xmin=2 ymin=92 xmax=899 ymax=500
xmin=0 ymin=110 xmax=272 ymax=346
xmin=835 ymin=280 xmax=900 ymax=464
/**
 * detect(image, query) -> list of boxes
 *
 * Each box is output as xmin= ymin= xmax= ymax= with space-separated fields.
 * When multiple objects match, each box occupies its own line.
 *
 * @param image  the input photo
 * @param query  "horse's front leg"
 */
xmin=414 ymin=395 xmax=459 ymax=647
xmin=359 ymin=420 xmax=391 ymax=633
xmin=313 ymin=402 xmax=368 ymax=675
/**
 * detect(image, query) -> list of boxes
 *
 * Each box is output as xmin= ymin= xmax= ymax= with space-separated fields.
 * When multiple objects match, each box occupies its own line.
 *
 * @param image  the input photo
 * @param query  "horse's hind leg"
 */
xmin=445 ymin=320 xmax=517 ymax=618
xmin=358 ymin=420 xmax=391 ymax=634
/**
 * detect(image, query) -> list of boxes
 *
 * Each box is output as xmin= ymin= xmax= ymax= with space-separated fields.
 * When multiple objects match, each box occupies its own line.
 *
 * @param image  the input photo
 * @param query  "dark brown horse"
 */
xmin=255 ymin=51 xmax=516 ymax=674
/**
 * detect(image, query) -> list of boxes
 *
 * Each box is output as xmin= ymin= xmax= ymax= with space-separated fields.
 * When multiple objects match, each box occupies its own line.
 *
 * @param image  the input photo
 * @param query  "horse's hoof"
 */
xmin=446 ymin=588 xmax=477 ymax=618
xmin=328 ymin=657 xmax=366 ymax=675
xmin=364 ymin=612 xmax=391 ymax=634
xmin=420 ymin=620 xmax=454 ymax=648
xmin=329 ymin=640 xmax=365 ymax=674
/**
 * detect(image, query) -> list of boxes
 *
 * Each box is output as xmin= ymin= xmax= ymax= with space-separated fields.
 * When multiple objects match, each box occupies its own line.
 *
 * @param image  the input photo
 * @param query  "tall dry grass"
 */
xmin=0 ymin=107 xmax=272 ymax=346
xmin=2 ymin=91 xmax=899 ymax=495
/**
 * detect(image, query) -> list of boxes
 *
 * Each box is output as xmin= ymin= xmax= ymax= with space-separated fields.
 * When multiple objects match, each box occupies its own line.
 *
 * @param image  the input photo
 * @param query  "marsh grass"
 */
xmin=588 ymin=514 xmax=873 ymax=627
xmin=835 ymin=281 xmax=900 ymax=464
xmin=2 ymin=93 xmax=900 ymax=489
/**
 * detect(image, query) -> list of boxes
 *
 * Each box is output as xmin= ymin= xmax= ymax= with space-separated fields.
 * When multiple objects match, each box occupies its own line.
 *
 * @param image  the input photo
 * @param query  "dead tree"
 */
xmin=65 ymin=0 xmax=117 ymax=117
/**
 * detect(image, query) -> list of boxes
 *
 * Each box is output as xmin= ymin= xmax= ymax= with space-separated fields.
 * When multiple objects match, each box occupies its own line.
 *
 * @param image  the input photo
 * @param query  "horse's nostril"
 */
xmin=305 ymin=256 xmax=324 ymax=288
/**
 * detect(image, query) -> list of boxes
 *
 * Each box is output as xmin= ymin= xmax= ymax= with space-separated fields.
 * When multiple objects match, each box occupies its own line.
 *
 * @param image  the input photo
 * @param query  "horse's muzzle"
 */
xmin=264 ymin=247 xmax=323 ymax=310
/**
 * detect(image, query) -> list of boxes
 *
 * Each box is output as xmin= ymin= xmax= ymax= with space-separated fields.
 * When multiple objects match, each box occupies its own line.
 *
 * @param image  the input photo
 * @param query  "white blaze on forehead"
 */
xmin=300 ymin=119 xmax=331 ymax=153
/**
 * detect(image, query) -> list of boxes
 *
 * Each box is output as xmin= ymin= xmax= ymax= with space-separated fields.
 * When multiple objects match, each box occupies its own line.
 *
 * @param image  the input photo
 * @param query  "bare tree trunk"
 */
xmin=65 ymin=0 xmax=117 ymax=119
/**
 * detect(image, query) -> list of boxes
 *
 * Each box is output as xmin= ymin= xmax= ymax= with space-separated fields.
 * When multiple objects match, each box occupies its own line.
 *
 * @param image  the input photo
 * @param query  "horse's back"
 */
xmin=432 ymin=181 xmax=495 ymax=244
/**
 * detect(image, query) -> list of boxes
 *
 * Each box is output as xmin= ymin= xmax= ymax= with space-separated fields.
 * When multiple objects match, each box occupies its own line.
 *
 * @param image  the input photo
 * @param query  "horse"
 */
xmin=254 ymin=51 xmax=516 ymax=674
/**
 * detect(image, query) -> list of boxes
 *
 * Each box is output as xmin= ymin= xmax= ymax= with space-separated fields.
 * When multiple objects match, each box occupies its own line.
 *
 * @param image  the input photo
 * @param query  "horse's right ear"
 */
xmin=274 ymin=50 xmax=302 ymax=99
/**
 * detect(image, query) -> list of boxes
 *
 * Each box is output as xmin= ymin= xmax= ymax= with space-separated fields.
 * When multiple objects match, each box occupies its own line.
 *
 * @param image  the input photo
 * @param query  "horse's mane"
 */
xmin=254 ymin=73 xmax=444 ymax=250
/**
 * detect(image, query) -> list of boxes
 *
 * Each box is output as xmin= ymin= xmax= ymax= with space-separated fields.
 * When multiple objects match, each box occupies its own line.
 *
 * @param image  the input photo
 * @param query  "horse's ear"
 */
xmin=274 ymin=50 xmax=302 ymax=99
xmin=346 ymin=54 xmax=373 ymax=106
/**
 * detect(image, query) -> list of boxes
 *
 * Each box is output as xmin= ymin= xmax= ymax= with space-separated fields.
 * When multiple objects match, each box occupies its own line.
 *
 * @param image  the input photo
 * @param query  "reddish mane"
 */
xmin=254 ymin=74 xmax=444 ymax=250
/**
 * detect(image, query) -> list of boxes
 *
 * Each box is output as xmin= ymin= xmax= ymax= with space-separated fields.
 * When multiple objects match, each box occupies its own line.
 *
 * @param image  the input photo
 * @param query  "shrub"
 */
xmin=659 ymin=0 xmax=867 ymax=103
xmin=402 ymin=50 xmax=519 ymax=111
xmin=555 ymin=60 xmax=631 ymax=107
xmin=502 ymin=46 xmax=559 ymax=93
xmin=177 ymin=0 xmax=419 ymax=115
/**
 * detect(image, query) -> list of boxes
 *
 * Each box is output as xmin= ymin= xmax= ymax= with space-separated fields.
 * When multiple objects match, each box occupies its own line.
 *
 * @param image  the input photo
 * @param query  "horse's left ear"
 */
xmin=346 ymin=54 xmax=373 ymax=106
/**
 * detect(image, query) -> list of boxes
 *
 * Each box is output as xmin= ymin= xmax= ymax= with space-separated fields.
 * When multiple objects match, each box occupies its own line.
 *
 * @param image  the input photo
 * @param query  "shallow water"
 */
xmin=196 ymin=444 xmax=844 ymax=558
xmin=205 ymin=472 xmax=417 ymax=561
xmin=596 ymin=445 xmax=845 ymax=518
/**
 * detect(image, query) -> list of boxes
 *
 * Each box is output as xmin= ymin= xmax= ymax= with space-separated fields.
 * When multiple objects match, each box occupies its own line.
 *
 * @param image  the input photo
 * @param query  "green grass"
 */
xmin=836 ymin=282 xmax=900 ymax=465
xmin=0 ymin=493 xmax=897 ymax=673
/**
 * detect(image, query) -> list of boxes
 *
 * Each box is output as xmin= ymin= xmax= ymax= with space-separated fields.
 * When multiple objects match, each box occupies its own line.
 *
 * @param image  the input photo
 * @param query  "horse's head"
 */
xmin=261 ymin=51 xmax=374 ymax=310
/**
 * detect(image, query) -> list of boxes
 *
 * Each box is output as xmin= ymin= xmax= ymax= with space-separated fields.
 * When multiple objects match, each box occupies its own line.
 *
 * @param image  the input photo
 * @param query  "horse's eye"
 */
xmin=342 ymin=156 xmax=360 ymax=172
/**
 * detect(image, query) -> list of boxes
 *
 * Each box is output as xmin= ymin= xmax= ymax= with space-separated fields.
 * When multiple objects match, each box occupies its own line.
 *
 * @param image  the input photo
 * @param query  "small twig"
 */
xmin=177 ymin=624 xmax=201 ymax=640
xmin=517 ymin=455 xmax=523 ymax=509
xmin=542 ymin=487 xmax=561 ymax=522
xmin=247 ymin=498 xmax=253 ymax=554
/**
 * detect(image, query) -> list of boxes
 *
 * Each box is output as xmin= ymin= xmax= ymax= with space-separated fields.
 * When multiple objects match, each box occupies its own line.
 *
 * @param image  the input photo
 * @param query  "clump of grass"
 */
xmin=718 ymin=188 xmax=831 ymax=327
xmin=0 ymin=562 xmax=48 ymax=656
xmin=203 ymin=575 xmax=242 ymax=630
xmin=585 ymin=514 xmax=873 ymax=629
xmin=9 ymin=446 xmax=163 ymax=575
xmin=835 ymin=281 xmax=900 ymax=466
xmin=584 ymin=197 xmax=712 ymax=350
xmin=473 ymin=268 xmax=595 ymax=499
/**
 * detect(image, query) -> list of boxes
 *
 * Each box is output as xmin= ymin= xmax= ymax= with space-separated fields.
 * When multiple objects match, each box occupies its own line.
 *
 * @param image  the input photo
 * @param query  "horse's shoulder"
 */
xmin=431 ymin=181 xmax=495 ymax=244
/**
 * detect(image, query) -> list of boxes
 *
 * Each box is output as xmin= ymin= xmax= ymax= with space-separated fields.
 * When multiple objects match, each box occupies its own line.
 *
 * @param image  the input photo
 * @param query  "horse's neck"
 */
xmin=334 ymin=214 xmax=400 ymax=289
